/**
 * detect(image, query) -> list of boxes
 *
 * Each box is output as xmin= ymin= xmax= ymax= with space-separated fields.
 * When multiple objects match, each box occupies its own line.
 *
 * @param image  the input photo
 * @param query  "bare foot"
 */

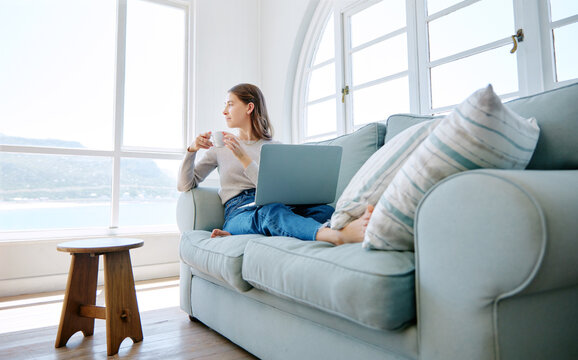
xmin=211 ymin=229 xmax=231 ymax=238
xmin=316 ymin=205 xmax=374 ymax=245
xmin=340 ymin=204 xmax=373 ymax=243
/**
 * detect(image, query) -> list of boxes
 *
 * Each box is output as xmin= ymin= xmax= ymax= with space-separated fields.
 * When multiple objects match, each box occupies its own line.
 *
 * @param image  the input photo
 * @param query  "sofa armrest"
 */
xmin=176 ymin=187 xmax=225 ymax=233
xmin=415 ymin=169 xmax=578 ymax=360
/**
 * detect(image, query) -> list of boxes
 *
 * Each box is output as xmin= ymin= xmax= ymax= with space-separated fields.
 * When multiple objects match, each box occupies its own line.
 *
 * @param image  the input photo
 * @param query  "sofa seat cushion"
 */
xmin=241 ymin=237 xmax=416 ymax=330
xmin=180 ymin=231 xmax=267 ymax=292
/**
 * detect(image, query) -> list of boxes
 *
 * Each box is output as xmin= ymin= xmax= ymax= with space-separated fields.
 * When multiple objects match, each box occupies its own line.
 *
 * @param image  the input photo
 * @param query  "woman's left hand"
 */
xmin=223 ymin=133 xmax=252 ymax=168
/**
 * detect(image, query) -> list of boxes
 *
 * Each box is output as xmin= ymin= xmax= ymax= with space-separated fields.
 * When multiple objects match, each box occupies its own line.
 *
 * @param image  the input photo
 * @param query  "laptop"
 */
xmin=255 ymin=144 xmax=342 ymax=206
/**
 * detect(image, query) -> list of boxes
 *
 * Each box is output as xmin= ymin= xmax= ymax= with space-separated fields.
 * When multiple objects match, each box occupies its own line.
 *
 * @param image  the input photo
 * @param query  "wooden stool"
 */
xmin=55 ymin=238 xmax=144 ymax=356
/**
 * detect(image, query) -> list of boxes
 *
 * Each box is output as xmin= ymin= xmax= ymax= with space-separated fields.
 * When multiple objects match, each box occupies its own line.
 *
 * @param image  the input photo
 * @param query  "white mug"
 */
xmin=212 ymin=131 xmax=225 ymax=147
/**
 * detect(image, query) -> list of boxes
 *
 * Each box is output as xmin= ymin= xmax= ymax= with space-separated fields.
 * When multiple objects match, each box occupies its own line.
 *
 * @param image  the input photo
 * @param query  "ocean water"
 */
xmin=0 ymin=201 xmax=177 ymax=231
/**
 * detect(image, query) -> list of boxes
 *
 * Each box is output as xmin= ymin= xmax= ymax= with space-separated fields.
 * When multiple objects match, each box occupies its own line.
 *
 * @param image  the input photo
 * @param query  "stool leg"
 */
xmin=103 ymin=250 xmax=143 ymax=356
xmin=55 ymin=253 xmax=99 ymax=348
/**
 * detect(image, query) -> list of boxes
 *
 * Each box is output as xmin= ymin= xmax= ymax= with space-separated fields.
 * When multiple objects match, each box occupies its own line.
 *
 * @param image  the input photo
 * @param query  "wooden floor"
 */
xmin=0 ymin=277 xmax=257 ymax=360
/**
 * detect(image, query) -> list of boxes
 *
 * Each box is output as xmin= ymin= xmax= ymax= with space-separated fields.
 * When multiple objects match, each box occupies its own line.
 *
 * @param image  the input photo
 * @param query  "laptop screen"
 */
xmin=255 ymin=144 xmax=342 ymax=206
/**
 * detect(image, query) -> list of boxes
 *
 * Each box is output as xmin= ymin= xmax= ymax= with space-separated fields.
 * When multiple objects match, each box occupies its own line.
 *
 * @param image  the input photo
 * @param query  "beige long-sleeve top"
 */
xmin=177 ymin=139 xmax=277 ymax=204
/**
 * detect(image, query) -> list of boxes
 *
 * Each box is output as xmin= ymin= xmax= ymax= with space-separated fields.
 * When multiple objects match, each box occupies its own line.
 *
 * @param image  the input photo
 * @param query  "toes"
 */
xmin=211 ymin=229 xmax=232 ymax=238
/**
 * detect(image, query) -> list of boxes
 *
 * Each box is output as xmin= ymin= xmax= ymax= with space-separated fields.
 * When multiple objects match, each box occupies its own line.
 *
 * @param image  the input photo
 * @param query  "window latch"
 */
xmin=510 ymin=29 xmax=524 ymax=54
xmin=341 ymin=85 xmax=350 ymax=103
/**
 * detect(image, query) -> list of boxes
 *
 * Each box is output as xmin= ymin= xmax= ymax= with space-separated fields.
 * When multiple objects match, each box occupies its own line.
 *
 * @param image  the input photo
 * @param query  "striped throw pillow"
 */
xmin=364 ymin=84 xmax=540 ymax=251
xmin=330 ymin=119 xmax=439 ymax=230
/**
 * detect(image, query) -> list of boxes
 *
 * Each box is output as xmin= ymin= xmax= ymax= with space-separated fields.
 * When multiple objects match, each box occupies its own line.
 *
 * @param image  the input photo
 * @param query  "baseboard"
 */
xmin=0 ymin=262 xmax=179 ymax=297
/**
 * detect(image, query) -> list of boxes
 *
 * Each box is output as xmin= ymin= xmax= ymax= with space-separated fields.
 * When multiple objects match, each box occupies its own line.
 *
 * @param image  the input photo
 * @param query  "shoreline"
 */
xmin=0 ymin=200 xmax=176 ymax=211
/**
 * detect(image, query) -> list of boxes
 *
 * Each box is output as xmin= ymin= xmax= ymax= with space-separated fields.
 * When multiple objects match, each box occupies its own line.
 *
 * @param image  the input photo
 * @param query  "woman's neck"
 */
xmin=239 ymin=129 xmax=258 ymax=142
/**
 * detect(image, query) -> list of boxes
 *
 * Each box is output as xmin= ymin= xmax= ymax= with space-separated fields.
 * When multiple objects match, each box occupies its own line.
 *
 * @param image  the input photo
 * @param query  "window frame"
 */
xmin=537 ymin=0 xmax=578 ymax=89
xmin=294 ymin=0 xmax=578 ymax=143
xmin=0 ymin=0 xmax=192 ymax=240
xmin=292 ymin=1 xmax=339 ymax=143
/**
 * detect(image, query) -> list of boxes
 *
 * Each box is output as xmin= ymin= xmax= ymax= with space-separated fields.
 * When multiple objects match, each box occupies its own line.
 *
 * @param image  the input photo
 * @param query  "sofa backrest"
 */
xmin=506 ymin=82 xmax=578 ymax=170
xmin=307 ymin=82 xmax=576 ymax=205
xmin=384 ymin=82 xmax=578 ymax=170
xmin=384 ymin=114 xmax=436 ymax=142
xmin=309 ymin=122 xmax=386 ymax=205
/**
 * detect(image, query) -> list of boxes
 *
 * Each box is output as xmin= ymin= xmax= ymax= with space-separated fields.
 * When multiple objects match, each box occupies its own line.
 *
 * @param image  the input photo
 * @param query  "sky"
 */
xmin=0 ymin=0 xmax=117 ymax=149
xmin=0 ymin=0 xmax=185 ymax=151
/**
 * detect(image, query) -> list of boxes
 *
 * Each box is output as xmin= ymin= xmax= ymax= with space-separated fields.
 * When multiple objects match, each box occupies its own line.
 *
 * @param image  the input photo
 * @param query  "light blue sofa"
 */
xmin=177 ymin=83 xmax=578 ymax=360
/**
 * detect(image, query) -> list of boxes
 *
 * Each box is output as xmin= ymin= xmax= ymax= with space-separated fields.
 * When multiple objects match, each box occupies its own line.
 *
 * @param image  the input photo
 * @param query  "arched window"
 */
xmin=293 ymin=4 xmax=340 ymax=143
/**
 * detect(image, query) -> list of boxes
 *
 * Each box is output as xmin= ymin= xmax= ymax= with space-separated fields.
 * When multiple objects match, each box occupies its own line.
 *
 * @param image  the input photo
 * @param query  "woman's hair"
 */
xmin=228 ymin=83 xmax=273 ymax=140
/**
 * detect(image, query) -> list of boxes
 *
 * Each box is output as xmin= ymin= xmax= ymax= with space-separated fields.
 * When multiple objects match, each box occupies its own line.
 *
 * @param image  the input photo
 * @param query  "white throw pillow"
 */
xmin=330 ymin=119 xmax=439 ymax=230
xmin=364 ymin=84 xmax=540 ymax=251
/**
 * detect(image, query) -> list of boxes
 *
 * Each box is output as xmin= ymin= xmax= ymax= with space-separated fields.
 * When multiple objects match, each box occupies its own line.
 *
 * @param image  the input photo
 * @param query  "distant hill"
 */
xmin=0 ymin=134 xmax=177 ymax=201
xmin=0 ymin=133 xmax=84 ymax=149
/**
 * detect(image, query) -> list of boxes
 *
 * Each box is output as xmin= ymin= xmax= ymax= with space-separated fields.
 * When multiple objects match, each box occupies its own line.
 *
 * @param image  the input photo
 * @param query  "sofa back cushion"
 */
xmin=309 ymin=123 xmax=387 ymax=205
xmin=385 ymin=83 xmax=578 ymax=170
xmin=384 ymin=114 xmax=436 ymax=142
xmin=505 ymin=82 xmax=578 ymax=170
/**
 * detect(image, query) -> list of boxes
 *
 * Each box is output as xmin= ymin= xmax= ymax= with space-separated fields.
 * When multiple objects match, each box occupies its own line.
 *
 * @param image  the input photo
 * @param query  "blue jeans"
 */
xmin=222 ymin=189 xmax=334 ymax=241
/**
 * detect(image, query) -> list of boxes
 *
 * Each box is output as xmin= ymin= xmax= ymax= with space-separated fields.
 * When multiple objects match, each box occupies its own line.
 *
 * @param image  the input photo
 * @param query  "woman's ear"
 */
xmin=246 ymin=102 xmax=255 ymax=115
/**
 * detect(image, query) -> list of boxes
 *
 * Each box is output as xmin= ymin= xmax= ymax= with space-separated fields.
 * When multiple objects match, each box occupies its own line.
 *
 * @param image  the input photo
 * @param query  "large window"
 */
xmin=0 ymin=0 xmax=189 ymax=235
xmin=295 ymin=0 xmax=578 ymax=143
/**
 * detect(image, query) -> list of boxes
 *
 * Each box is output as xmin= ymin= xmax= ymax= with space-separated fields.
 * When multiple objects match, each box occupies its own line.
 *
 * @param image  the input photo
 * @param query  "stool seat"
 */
xmin=55 ymin=238 xmax=144 ymax=356
xmin=57 ymin=238 xmax=144 ymax=254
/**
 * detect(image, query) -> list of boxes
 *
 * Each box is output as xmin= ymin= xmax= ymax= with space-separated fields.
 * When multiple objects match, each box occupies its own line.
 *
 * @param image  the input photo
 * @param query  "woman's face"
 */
xmin=223 ymin=92 xmax=251 ymax=129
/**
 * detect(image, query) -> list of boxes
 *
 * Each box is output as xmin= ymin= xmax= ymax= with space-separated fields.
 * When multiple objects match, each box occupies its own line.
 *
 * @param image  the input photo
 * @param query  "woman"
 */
xmin=177 ymin=83 xmax=372 ymax=245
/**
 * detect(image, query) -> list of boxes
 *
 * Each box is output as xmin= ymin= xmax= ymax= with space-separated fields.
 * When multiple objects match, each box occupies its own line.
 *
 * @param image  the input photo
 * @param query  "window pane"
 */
xmin=430 ymin=45 xmax=518 ymax=109
xmin=352 ymin=34 xmax=407 ymax=85
xmin=0 ymin=153 xmax=112 ymax=230
xmin=313 ymin=14 xmax=335 ymax=65
xmin=306 ymin=99 xmax=337 ymax=137
xmin=550 ymin=0 xmax=578 ymax=22
xmin=351 ymin=0 xmax=406 ymax=48
xmin=119 ymin=159 xmax=179 ymax=227
xmin=308 ymin=63 xmax=336 ymax=101
xmin=553 ymin=23 xmax=578 ymax=82
xmin=0 ymin=0 xmax=116 ymax=150
xmin=352 ymin=77 xmax=409 ymax=126
xmin=123 ymin=0 xmax=186 ymax=150
xmin=428 ymin=0 xmax=514 ymax=61
xmin=427 ymin=0 xmax=463 ymax=15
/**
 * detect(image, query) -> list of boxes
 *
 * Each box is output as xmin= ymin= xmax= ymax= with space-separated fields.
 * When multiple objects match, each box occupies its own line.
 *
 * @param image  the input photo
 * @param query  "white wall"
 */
xmin=192 ymin=0 xmax=318 ymax=144
xmin=192 ymin=0 xmax=261 ymax=139
xmin=259 ymin=0 xmax=319 ymax=143
xmin=0 ymin=234 xmax=180 ymax=297
xmin=0 ymin=0 xmax=317 ymax=297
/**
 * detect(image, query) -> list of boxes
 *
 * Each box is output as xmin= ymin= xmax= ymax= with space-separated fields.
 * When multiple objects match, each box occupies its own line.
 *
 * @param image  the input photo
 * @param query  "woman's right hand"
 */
xmin=187 ymin=132 xmax=213 ymax=152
